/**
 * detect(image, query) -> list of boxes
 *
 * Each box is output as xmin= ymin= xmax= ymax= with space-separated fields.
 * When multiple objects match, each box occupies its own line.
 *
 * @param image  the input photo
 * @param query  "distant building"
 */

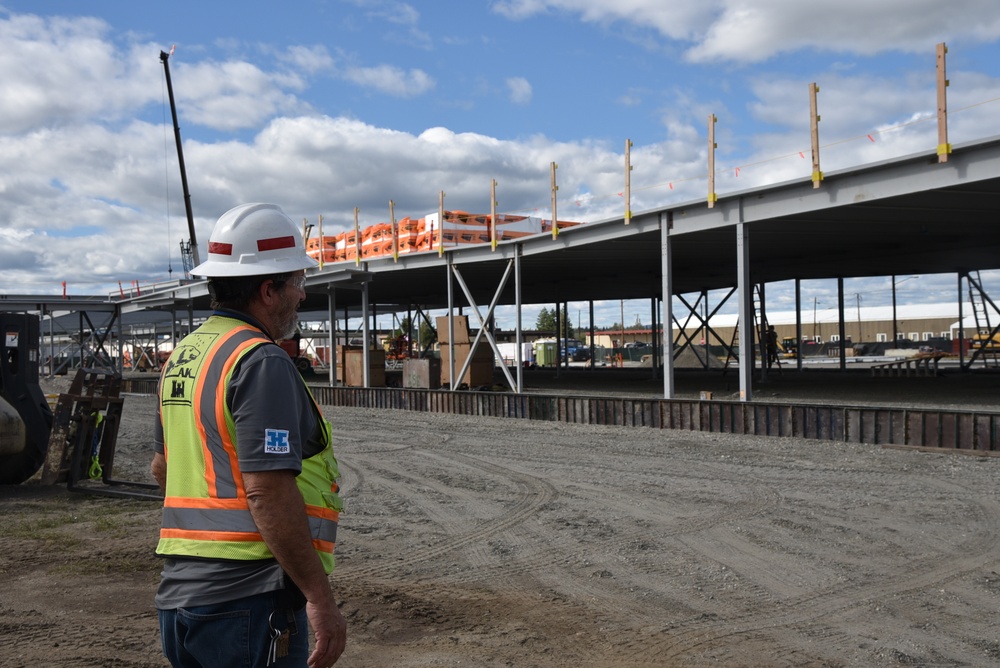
xmin=693 ymin=303 xmax=999 ymax=346
xmin=581 ymin=303 xmax=1000 ymax=349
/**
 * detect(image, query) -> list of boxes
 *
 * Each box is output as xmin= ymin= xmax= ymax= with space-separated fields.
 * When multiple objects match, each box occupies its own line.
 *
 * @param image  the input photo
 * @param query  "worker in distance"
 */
xmin=151 ymin=203 xmax=346 ymax=667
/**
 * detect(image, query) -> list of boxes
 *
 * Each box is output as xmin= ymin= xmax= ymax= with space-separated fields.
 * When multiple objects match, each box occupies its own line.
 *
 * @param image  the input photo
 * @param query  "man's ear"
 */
xmin=256 ymin=278 xmax=279 ymax=308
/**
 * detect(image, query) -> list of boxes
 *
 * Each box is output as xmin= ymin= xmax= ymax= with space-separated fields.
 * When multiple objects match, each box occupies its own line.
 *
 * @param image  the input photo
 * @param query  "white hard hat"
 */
xmin=191 ymin=203 xmax=317 ymax=278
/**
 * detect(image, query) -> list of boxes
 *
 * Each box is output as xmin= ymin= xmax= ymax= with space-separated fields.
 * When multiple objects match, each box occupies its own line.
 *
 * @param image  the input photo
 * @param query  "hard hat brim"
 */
xmin=191 ymin=253 xmax=318 ymax=278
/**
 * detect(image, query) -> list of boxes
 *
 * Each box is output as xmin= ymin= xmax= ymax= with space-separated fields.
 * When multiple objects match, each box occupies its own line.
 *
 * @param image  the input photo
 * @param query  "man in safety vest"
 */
xmin=151 ymin=203 xmax=347 ymax=667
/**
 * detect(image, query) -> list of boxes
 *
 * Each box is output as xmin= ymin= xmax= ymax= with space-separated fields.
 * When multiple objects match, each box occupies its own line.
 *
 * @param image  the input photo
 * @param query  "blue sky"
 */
xmin=2 ymin=1 xmax=1000 ymax=329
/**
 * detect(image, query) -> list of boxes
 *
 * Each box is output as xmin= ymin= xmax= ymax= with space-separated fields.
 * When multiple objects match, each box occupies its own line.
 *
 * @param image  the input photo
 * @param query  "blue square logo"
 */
xmin=264 ymin=428 xmax=291 ymax=454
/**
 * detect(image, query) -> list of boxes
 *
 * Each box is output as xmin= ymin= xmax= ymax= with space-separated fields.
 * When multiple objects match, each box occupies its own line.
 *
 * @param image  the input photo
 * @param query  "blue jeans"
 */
xmin=159 ymin=590 xmax=309 ymax=667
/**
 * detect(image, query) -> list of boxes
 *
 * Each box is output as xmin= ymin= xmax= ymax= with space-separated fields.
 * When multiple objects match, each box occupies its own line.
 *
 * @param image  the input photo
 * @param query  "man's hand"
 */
xmin=244 ymin=469 xmax=347 ymax=665
xmin=306 ymin=596 xmax=347 ymax=667
xmin=151 ymin=452 xmax=166 ymax=491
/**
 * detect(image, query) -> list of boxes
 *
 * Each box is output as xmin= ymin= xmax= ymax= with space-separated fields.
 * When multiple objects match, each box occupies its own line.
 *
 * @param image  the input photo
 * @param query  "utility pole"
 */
xmin=813 ymin=297 xmax=818 ymax=340
xmin=620 ymin=300 xmax=625 ymax=348
xmin=856 ymin=293 xmax=862 ymax=342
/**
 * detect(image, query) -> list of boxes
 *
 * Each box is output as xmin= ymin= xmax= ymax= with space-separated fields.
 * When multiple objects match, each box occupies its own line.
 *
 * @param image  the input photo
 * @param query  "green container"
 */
xmin=534 ymin=340 xmax=558 ymax=366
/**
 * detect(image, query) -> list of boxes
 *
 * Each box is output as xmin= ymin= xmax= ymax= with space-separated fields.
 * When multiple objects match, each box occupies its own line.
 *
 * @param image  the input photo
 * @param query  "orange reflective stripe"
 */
xmin=161 ymin=528 xmax=263 ymax=542
xmin=164 ymin=496 xmax=249 ymax=510
xmin=312 ymin=538 xmax=335 ymax=554
xmin=306 ymin=505 xmax=339 ymax=522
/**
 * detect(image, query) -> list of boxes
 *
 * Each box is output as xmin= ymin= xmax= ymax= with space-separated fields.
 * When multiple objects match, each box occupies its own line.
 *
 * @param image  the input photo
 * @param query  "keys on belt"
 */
xmin=267 ymin=608 xmax=297 ymax=666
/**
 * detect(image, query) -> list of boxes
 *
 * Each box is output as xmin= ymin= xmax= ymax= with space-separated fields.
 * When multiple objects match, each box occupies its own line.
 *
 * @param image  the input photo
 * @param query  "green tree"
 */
xmin=535 ymin=307 xmax=556 ymax=333
xmin=535 ymin=307 xmax=574 ymax=338
xmin=395 ymin=316 xmax=436 ymax=350
xmin=563 ymin=309 xmax=575 ymax=339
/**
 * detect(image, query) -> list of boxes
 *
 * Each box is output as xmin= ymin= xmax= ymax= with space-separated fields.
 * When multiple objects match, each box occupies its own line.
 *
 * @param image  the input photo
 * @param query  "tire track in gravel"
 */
xmin=519 ymin=462 xmax=790 ymax=628
xmin=344 ymin=451 xmax=521 ymax=558
xmin=341 ymin=448 xmax=558 ymax=581
xmin=617 ymin=476 xmax=1000 ymax=665
xmin=1 ymin=607 xmax=163 ymax=668
xmin=340 ymin=445 xmax=711 ymax=634
xmin=343 ymin=416 xmax=788 ymax=621
xmin=331 ymin=427 xmax=443 ymax=499
xmin=360 ymin=440 xmax=789 ymax=628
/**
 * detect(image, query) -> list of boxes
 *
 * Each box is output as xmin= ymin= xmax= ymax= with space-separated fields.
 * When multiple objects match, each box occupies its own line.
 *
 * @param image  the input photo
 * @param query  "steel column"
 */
xmin=446 ymin=253 xmax=455 ymax=390
xmin=958 ymin=272 xmax=966 ymax=369
xmin=515 ymin=244 xmax=523 ymax=392
xmin=361 ymin=280 xmax=370 ymax=388
xmin=837 ymin=278 xmax=846 ymax=369
xmin=661 ymin=211 xmax=674 ymax=398
xmin=794 ymin=279 xmax=803 ymax=372
xmin=327 ymin=288 xmax=337 ymax=386
xmin=737 ymin=219 xmax=752 ymax=401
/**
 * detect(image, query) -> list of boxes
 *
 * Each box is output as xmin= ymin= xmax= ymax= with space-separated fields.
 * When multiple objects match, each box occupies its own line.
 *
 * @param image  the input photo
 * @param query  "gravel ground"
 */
xmin=2 ymin=370 xmax=1000 ymax=667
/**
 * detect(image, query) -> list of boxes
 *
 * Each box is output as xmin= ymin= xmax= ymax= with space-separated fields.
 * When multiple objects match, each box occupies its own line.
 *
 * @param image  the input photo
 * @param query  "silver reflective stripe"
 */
xmin=198 ymin=328 xmax=269 ymax=499
xmin=163 ymin=507 xmax=337 ymax=544
xmin=309 ymin=515 xmax=338 ymax=544
xmin=162 ymin=506 xmax=261 ymax=533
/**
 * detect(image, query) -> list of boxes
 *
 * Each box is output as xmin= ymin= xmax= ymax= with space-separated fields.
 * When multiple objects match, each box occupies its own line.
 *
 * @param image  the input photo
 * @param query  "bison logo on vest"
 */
xmin=161 ymin=338 xmax=212 ymax=406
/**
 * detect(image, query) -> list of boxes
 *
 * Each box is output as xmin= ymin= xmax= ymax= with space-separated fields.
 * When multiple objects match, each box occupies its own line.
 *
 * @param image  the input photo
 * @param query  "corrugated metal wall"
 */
xmin=123 ymin=378 xmax=998 ymax=453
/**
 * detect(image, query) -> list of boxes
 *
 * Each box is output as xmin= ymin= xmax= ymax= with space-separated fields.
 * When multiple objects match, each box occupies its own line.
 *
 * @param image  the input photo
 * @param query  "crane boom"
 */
xmin=160 ymin=49 xmax=201 ymax=270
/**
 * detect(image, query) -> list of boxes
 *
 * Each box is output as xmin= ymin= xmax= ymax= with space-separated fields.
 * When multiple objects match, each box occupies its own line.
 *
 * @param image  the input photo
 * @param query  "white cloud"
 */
xmin=341 ymin=63 xmax=435 ymax=97
xmin=492 ymin=0 xmax=1000 ymax=63
xmin=174 ymin=59 xmax=312 ymax=130
xmin=506 ymin=77 xmax=533 ymax=105
xmin=492 ymin=0 xmax=711 ymax=41
xmin=279 ymin=45 xmax=335 ymax=74
xmin=340 ymin=0 xmax=434 ymax=49
xmin=0 ymin=14 xmax=160 ymax=133
xmin=685 ymin=0 xmax=1000 ymax=63
xmin=737 ymin=69 xmax=1000 ymax=179
xmin=342 ymin=0 xmax=420 ymax=26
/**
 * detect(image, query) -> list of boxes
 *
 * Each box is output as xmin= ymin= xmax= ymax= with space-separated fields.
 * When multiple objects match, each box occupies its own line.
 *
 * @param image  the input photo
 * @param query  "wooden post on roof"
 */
xmin=303 ymin=218 xmax=315 ymax=269
xmin=491 ymin=179 xmax=498 ymax=251
xmin=707 ymin=116 xmax=717 ymax=208
xmin=550 ymin=161 xmax=559 ymax=240
xmin=438 ymin=191 xmax=445 ymax=256
xmin=809 ymin=83 xmax=823 ymax=188
xmin=317 ymin=215 xmax=324 ymax=269
xmin=353 ymin=208 xmax=360 ymax=266
xmin=937 ymin=42 xmax=951 ymax=164
xmin=624 ymin=139 xmax=633 ymax=223
xmin=389 ymin=199 xmax=398 ymax=262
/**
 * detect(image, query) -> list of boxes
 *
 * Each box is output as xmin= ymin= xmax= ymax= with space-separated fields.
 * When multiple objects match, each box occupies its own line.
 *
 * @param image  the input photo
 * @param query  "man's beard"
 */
xmin=274 ymin=306 xmax=299 ymax=341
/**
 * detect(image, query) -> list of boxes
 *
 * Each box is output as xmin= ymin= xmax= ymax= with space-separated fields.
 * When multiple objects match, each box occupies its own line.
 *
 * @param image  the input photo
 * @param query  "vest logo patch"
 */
xmin=264 ymin=429 xmax=291 ymax=454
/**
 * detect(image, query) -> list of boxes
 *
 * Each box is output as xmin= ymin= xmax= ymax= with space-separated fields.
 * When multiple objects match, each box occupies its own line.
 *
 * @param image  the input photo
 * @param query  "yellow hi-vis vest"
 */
xmin=155 ymin=315 xmax=341 ymax=574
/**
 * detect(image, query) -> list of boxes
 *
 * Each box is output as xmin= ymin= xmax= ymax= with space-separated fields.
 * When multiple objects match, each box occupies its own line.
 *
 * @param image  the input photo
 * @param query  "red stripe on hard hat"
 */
xmin=257 ymin=236 xmax=295 ymax=252
xmin=209 ymin=241 xmax=233 ymax=255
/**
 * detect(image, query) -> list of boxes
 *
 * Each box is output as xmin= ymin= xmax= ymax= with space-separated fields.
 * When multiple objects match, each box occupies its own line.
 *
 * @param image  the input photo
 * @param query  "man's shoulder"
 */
xmin=233 ymin=340 xmax=300 ymax=385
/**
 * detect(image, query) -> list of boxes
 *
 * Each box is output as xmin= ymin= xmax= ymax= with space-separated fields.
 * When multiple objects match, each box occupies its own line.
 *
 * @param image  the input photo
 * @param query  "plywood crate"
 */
xmin=435 ymin=315 xmax=471 ymax=345
xmin=343 ymin=348 xmax=386 ymax=387
xmin=440 ymin=344 xmax=493 ymax=387
xmin=403 ymin=358 xmax=441 ymax=389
